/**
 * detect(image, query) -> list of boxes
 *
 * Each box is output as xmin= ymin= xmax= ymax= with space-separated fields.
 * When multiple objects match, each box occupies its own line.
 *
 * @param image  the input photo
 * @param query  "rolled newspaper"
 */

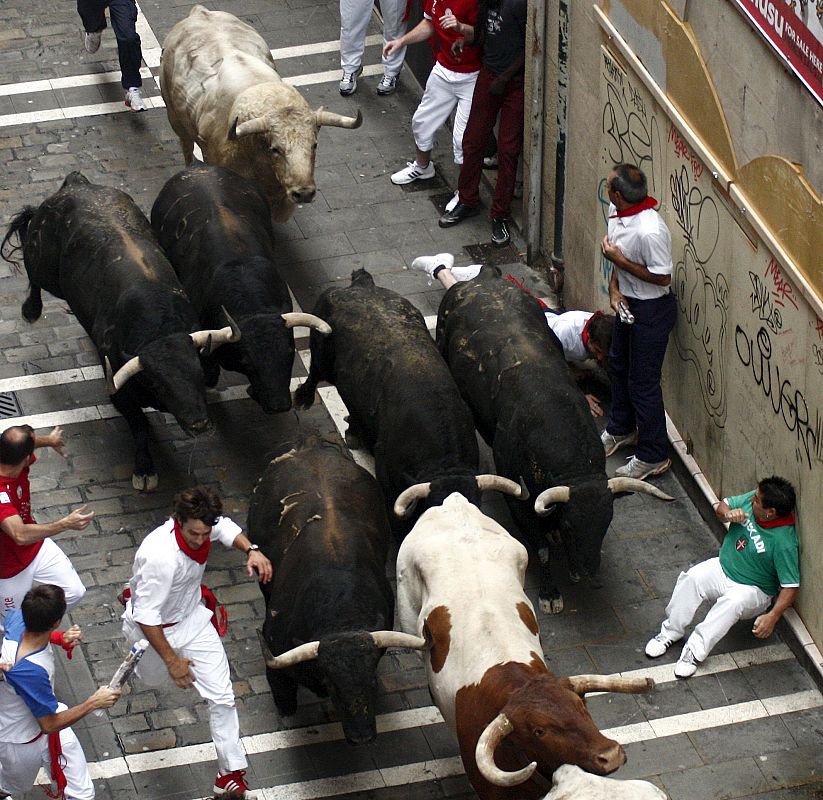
xmin=93 ymin=639 xmax=148 ymax=717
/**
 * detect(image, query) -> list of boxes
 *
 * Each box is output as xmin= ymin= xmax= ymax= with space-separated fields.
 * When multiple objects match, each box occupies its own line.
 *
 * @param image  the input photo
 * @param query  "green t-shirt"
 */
xmin=718 ymin=490 xmax=800 ymax=596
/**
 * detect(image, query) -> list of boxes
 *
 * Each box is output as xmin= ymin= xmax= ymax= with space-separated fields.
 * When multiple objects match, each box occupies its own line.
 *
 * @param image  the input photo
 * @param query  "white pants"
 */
xmin=0 ymin=538 xmax=86 ymax=636
xmin=660 ymin=557 xmax=772 ymax=662
xmin=0 ymin=725 xmax=94 ymax=799
xmin=412 ymin=62 xmax=478 ymax=164
xmin=123 ymin=614 xmax=246 ymax=773
xmin=340 ymin=0 xmax=407 ymax=75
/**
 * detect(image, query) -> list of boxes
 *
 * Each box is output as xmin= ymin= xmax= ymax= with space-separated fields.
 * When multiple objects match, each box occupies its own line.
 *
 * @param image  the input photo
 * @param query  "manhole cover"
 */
xmin=0 ymin=392 xmax=21 ymax=419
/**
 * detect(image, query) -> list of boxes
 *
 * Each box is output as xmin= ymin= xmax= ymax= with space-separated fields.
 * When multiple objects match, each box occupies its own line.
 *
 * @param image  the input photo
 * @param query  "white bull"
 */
xmin=160 ymin=5 xmax=362 ymax=222
xmin=542 ymin=765 xmax=668 ymax=800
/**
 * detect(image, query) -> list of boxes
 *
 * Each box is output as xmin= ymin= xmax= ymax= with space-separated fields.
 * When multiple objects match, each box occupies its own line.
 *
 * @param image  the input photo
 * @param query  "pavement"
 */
xmin=1 ymin=1 xmax=823 ymax=799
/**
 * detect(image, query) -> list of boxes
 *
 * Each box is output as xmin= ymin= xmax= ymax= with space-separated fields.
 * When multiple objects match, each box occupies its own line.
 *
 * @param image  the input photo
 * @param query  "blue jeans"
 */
xmin=606 ymin=292 xmax=677 ymax=463
xmin=77 ymin=0 xmax=143 ymax=90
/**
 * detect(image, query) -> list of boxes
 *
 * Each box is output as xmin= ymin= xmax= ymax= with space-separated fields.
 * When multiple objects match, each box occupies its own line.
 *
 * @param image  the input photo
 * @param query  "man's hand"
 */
xmin=439 ymin=12 xmax=460 ymax=31
xmin=752 ymin=612 xmax=778 ymax=639
xmin=89 ymin=686 xmax=121 ymax=709
xmin=450 ymin=38 xmax=465 ymax=57
xmin=63 ymin=624 xmax=83 ymax=647
xmin=0 ymin=661 xmax=11 ymax=675
xmin=601 ymin=235 xmax=625 ymax=266
xmin=248 ymin=551 xmax=273 ymax=584
xmin=723 ymin=508 xmax=749 ymax=524
xmin=608 ymin=287 xmax=627 ymax=315
xmin=585 ymin=394 xmax=604 ymax=417
xmin=47 ymin=426 xmax=67 ymax=457
xmin=383 ymin=39 xmax=402 ymax=57
xmin=166 ymin=654 xmax=195 ymax=688
xmin=62 ymin=505 xmax=95 ymax=531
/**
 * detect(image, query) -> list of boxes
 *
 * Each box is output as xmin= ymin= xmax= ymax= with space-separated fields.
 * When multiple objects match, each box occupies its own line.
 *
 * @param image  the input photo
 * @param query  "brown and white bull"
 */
xmin=396 ymin=493 xmax=654 ymax=800
xmin=160 ymin=5 xmax=362 ymax=222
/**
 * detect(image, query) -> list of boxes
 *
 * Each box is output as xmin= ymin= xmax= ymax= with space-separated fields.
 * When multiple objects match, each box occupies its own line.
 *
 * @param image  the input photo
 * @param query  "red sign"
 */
xmin=729 ymin=0 xmax=823 ymax=108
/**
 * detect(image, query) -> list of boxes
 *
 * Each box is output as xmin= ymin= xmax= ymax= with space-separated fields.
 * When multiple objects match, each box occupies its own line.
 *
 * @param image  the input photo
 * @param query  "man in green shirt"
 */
xmin=645 ymin=476 xmax=799 ymax=678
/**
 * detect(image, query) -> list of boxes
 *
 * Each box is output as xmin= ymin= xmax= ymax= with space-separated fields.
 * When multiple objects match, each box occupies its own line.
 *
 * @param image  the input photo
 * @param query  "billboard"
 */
xmin=729 ymin=0 xmax=823 ymax=107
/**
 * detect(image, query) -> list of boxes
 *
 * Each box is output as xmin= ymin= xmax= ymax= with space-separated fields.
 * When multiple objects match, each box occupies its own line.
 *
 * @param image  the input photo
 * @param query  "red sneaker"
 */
xmin=213 ymin=769 xmax=249 ymax=797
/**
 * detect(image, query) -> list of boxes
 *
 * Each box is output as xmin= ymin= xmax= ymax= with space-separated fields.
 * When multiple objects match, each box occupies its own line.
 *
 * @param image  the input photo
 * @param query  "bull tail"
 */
xmin=1 ymin=206 xmax=36 ymax=273
xmin=350 ymin=269 xmax=375 ymax=287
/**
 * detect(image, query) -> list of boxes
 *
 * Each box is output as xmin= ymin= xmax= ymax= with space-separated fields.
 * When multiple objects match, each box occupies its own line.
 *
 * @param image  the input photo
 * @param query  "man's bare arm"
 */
xmin=137 ymin=623 xmax=195 ymax=688
xmin=0 ymin=506 xmax=94 ymax=546
xmin=37 ymin=687 xmax=120 ymax=734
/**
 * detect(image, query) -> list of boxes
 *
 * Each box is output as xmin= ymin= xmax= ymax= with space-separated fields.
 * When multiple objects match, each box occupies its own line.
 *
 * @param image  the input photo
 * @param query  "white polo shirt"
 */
xmin=607 ymin=203 xmax=672 ymax=300
xmin=545 ymin=310 xmax=593 ymax=362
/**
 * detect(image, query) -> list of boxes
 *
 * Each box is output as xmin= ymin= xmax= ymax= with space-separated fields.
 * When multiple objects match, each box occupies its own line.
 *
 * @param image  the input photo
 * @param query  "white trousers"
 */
xmin=660 ymin=557 xmax=772 ymax=662
xmin=0 ymin=725 xmax=94 ymax=799
xmin=123 ymin=615 xmax=247 ymax=773
xmin=340 ymin=0 xmax=407 ymax=75
xmin=0 ymin=538 xmax=86 ymax=636
xmin=412 ymin=62 xmax=478 ymax=164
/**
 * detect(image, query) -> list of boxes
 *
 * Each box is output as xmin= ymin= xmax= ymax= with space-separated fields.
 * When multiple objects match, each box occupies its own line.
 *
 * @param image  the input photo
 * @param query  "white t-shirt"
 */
xmin=607 ymin=203 xmax=672 ymax=300
xmin=545 ymin=310 xmax=593 ymax=362
xmin=126 ymin=517 xmax=241 ymax=628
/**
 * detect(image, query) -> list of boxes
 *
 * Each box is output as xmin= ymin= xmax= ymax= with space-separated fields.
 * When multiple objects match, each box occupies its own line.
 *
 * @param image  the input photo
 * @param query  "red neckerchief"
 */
xmin=758 ymin=512 xmax=796 ymax=529
xmin=505 ymin=274 xmax=549 ymax=310
xmin=609 ymin=196 xmax=659 ymax=218
xmin=45 ymin=732 xmax=67 ymax=799
xmin=174 ymin=519 xmax=210 ymax=564
xmin=581 ymin=311 xmax=603 ymax=352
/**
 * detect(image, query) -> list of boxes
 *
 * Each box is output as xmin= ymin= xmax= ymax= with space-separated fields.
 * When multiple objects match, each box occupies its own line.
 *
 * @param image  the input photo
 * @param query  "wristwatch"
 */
xmin=245 ymin=543 xmax=260 ymax=555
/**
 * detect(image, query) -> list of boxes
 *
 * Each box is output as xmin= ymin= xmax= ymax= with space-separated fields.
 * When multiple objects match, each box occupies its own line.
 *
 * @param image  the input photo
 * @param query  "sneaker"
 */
xmin=82 ymin=29 xmax=102 ymax=53
xmin=438 ymin=201 xmax=480 ymax=228
xmin=491 ymin=217 xmax=511 ymax=247
xmin=645 ymin=632 xmax=681 ymax=658
xmin=391 ymin=160 xmax=435 ymax=185
xmin=125 ymin=87 xmax=145 ymax=112
xmin=601 ymin=429 xmax=637 ymax=457
xmin=214 ymin=769 xmax=249 ymax=795
xmin=444 ymin=189 xmax=459 ymax=213
xmin=339 ymin=66 xmax=363 ymax=96
xmin=376 ymin=74 xmax=397 ymax=95
xmin=674 ymin=646 xmax=699 ymax=678
xmin=411 ymin=252 xmax=454 ymax=279
xmin=483 ymin=154 xmax=498 ymax=169
xmin=615 ymin=456 xmax=671 ymax=480
xmin=451 ymin=264 xmax=482 ymax=281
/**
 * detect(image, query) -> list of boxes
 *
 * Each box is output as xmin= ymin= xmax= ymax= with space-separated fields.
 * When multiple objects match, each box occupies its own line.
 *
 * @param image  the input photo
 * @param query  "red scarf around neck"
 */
xmin=174 ymin=519 xmax=211 ymax=564
xmin=609 ymin=195 xmax=659 ymax=218
xmin=581 ymin=311 xmax=603 ymax=352
xmin=758 ymin=512 xmax=796 ymax=529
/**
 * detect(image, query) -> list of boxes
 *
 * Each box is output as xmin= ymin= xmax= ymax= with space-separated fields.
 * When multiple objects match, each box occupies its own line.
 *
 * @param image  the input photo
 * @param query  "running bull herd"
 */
xmin=0 ymin=5 xmax=673 ymax=799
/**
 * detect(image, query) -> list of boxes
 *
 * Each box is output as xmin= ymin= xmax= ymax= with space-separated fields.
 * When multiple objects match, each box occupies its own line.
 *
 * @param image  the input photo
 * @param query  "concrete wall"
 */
xmin=528 ymin=1 xmax=823 ymax=646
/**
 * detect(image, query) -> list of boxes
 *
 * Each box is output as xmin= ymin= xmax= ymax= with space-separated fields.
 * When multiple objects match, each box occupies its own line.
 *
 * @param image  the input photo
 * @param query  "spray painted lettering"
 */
xmin=764 ymin=259 xmax=799 ymax=310
xmin=668 ymin=124 xmax=703 ymax=180
xmin=748 ymin=271 xmax=783 ymax=332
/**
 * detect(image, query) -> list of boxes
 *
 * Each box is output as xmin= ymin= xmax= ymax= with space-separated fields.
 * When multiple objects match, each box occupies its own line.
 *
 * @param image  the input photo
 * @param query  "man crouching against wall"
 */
xmin=645 ymin=476 xmax=799 ymax=678
xmin=122 ymin=486 xmax=272 ymax=798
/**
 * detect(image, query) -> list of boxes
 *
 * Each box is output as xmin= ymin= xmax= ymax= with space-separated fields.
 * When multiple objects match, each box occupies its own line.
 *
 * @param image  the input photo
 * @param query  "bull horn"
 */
xmin=567 ymin=674 xmax=655 ymax=695
xmin=475 ymin=474 xmax=523 ymax=498
xmin=315 ymin=107 xmax=363 ymax=129
xmin=190 ymin=308 xmax=242 ymax=351
xmin=534 ymin=486 xmax=571 ymax=515
xmin=370 ymin=631 xmax=428 ymax=650
xmin=257 ymin=629 xmax=319 ymax=669
xmin=475 ymin=713 xmax=537 ymax=787
xmin=394 ymin=482 xmax=432 ymax=518
xmin=281 ymin=312 xmax=332 ymax=335
xmin=107 ymin=354 xmax=143 ymax=393
xmin=229 ymin=116 xmax=269 ymax=140
xmin=607 ymin=477 xmax=674 ymax=501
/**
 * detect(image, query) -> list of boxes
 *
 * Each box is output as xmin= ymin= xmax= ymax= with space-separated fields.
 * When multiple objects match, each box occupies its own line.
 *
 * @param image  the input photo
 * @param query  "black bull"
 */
xmin=0 ymin=172 xmax=230 ymax=491
xmin=151 ymin=165 xmax=330 ymax=414
xmin=436 ymin=267 xmax=672 ymax=614
xmin=248 ymin=439 xmax=426 ymax=744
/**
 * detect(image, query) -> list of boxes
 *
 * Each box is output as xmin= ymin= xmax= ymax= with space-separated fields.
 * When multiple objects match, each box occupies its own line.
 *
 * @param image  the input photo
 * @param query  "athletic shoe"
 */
xmin=483 ymin=154 xmax=498 ymax=169
xmin=491 ymin=217 xmax=511 ymax=247
xmin=645 ymin=632 xmax=681 ymax=658
xmin=339 ymin=66 xmax=363 ymax=96
xmin=214 ymin=769 xmax=249 ymax=795
xmin=600 ymin=429 xmax=636 ymax=457
xmin=452 ymin=264 xmax=482 ymax=281
xmin=411 ymin=252 xmax=454 ymax=278
xmin=376 ymin=74 xmax=397 ymax=95
xmin=674 ymin=646 xmax=699 ymax=678
xmin=615 ymin=456 xmax=671 ymax=480
xmin=125 ymin=87 xmax=146 ymax=112
xmin=82 ymin=29 xmax=102 ymax=53
xmin=438 ymin=201 xmax=480 ymax=228
xmin=444 ymin=189 xmax=459 ymax=213
xmin=391 ymin=160 xmax=435 ymax=185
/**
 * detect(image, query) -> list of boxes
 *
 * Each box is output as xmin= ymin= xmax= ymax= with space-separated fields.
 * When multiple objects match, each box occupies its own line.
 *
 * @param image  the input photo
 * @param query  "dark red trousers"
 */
xmin=457 ymin=65 xmax=525 ymax=220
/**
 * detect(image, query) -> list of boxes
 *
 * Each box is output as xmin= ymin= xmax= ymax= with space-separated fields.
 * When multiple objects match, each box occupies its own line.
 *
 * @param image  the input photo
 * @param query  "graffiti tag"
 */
xmin=748 ymin=272 xmax=783 ymax=333
xmin=668 ymin=124 xmax=703 ymax=180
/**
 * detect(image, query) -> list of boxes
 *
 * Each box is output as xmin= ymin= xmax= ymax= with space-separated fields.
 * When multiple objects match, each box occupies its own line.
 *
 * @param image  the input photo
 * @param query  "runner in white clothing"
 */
xmin=122 ymin=485 xmax=272 ymax=799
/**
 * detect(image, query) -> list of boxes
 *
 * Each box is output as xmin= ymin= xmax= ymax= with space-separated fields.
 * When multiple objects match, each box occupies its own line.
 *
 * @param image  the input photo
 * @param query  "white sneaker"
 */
xmin=376 ymin=74 xmax=397 ymax=95
xmin=674 ymin=646 xmax=699 ymax=678
xmin=411 ymin=253 xmax=454 ymax=279
xmin=82 ymin=29 xmax=102 ymax=53
xmin=451 ymin=264 xmax=482 ymax=281
xmin=645 ymin=632 xmax=680 ymax=658
xmin=391 ymin=160 xmax=436 ymax=185
xmin=125 ymin=87 xmax=145 ymax=112
xmin=601 ymin=429 xmax=636 ymax=457
xmin=615 ymin=456 xmax=671 ymax=480
xmin=445 ymin=189 xmax=459 ymax=213
xmin=339 ymin=66 xmax=362 ymax=96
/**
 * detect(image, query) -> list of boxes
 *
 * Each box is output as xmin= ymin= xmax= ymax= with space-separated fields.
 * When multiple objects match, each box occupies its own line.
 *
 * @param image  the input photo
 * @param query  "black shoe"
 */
xmin=438 ymin=202 xmax=481 ymax=228
xmin=491 ymin=217 xmax=511 ymax=247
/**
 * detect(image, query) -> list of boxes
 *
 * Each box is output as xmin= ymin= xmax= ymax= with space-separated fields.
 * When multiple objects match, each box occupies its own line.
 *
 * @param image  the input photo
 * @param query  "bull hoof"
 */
xmin=539 ymin=596 xmax=564 ymax=615
xmin=22 ymin=297 xmax=43 ymax=322
xmin=132 ymin=473 xmax=159 ymax=492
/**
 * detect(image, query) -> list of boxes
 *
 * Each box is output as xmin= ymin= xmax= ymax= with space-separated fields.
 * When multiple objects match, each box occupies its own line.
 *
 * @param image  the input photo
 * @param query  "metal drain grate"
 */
xmin=0 ymin=392 xmax=22 ymax=419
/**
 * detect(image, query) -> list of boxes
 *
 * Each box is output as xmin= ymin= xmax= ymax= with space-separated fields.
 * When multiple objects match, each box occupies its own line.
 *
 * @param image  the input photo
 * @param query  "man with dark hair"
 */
xmin=0 ymin=585 xmax=120 ymax=800
xmin=122 ymin=486 xmax=272 ymax=798
xmin=646 ymin=476 xmax=800 ymax=678
xmin=0 ymin=424 xmax=93 ymax=637
xmin=600 ymin=162 xmax=677 ymax=480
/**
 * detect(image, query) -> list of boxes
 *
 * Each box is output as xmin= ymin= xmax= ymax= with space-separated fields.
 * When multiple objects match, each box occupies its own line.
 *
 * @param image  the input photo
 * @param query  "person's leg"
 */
xmin=53 ymin=727 xmax=95 ymax=800
xmin=339 ymin=0 xmax=373 ymax=73
xmin=659 ymin=558 xmax=726 ymax=642
xmin=0 ymin=738 xmax=44 ymax=795
xmin=106 ymin=0 xmax=143 ymax=90
xmin=379 ymin=0 xmax=407 ymax=77
xmin=76 ymin=0 xmax=107 ymax=33
xmin=30 ymin=538 xmax=87 ymax=612
xmin=411 ymin=65 xmax=459 ymax=164
xmin=489 ymin=74 xmax=525 ymax=220
xmin=452 ymin=70 xmax=479 ymax=165
xmin=605 ymin=314 xmax=636 ymax=437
